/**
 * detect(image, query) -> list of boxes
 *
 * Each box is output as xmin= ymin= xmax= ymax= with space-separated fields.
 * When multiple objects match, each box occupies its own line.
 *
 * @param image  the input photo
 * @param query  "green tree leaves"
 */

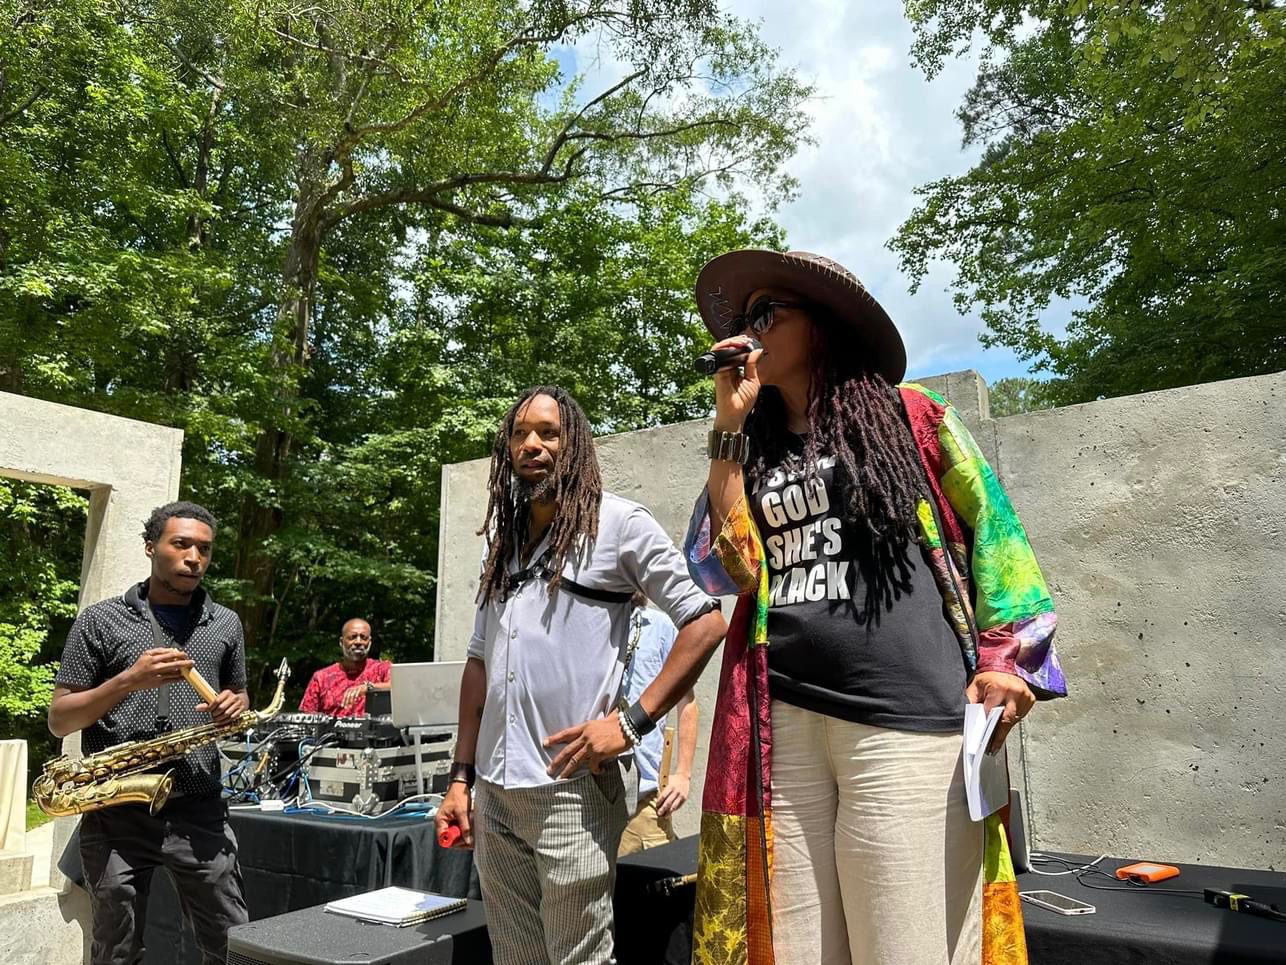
xmin=0 ymin=480 xmax=85 ymax=718
xmin=1 ymin=0 xmax=804 ymax=695
xmin=892 ymin=0 xmax=1286 ymax=404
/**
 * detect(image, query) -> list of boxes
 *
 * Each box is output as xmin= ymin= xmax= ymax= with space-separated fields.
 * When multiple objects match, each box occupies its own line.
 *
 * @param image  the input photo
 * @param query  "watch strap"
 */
xmin=448 ymin=761 xmax=476 ymax=788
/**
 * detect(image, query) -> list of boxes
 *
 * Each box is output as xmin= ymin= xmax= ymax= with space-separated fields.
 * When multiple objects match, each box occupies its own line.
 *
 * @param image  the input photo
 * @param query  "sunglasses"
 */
xmin=728 ymin=297 xmax=808 ymax=337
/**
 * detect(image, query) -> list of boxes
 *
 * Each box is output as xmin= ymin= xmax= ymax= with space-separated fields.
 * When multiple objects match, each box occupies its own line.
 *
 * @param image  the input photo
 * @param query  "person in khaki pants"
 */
xmin=617 ymin=595 xmax=698 ymax=856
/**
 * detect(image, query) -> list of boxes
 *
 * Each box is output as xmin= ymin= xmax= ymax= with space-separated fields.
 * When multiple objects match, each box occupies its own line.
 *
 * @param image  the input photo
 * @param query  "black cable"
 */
xmin=1030 ymin=854 xmax=1204 ymax=897
xmin=1075 ymin=873 xmax=1205 ymax=897
xmin=230 ymin=730 xmax=340 ymax=799
xmin=259 ymin=733 xmax=337 ymax=788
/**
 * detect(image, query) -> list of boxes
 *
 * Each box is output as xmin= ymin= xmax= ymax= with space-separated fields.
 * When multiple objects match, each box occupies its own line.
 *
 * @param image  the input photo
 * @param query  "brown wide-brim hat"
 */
xmin=694 ymin=249 xmax=907 ymax=385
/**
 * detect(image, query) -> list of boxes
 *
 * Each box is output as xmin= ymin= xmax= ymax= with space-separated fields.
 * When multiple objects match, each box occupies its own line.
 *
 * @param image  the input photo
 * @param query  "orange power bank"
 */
xmin=1116 ymin=861 xmax=1180 ymax=883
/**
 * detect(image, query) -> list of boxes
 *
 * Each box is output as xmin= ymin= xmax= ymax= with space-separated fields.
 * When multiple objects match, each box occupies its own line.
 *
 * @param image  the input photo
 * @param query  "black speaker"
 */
xmin=226 ymin=901 xmax=489 ymax=965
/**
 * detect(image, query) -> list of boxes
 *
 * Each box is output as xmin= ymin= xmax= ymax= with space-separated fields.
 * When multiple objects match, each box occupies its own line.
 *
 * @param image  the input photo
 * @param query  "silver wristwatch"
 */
xmin=707 ymin=429 xmax=750 ymax=464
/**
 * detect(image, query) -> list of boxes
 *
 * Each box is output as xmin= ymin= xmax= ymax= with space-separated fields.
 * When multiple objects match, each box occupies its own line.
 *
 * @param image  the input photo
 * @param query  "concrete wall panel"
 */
xmin=0 ymin=392 xmax=184 ymax=610
xmin=996 ymin=372 xmax=1286 ymax=868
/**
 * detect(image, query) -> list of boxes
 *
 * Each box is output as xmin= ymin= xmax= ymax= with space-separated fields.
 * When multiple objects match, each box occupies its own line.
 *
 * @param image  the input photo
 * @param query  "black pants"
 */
xmin=79 ymin=797 xmax=248 ymax=965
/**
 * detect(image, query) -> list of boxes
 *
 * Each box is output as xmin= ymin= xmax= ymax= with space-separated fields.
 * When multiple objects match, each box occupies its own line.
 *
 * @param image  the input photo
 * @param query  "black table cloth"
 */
xmin=614 ymin=835 xmax=700 ymax=965
xmin=1017 ymin=854 xmax=1286 ymax=964
xmin=61 ymin=804 xmax=478 ymax=965
xmin=229 ymin=806 xmax=479 ymax=919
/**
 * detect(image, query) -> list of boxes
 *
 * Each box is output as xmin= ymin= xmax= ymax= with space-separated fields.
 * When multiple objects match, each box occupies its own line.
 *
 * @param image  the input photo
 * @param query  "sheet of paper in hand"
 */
xmin=963 ymin=703 xmax=1009 ymax=821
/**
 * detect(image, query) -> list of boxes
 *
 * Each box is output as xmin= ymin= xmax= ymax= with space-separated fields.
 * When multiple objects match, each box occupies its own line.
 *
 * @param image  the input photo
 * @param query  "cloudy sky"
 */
xmin=568 ymin=0 xmax=1044 ymax=384
xmin=719 ymin=0 xmax=1026 ymax=383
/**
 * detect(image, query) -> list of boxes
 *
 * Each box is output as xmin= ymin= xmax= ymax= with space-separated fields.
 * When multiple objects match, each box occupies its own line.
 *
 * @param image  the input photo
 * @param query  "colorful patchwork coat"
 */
xmin=682 ymin=383 xmax=1068 ymax=965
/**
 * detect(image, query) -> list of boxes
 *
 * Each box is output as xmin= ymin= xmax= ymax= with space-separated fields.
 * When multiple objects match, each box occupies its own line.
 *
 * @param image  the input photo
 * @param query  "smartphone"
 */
xmin=1019 ymin=890 xmax=1096 ymax=916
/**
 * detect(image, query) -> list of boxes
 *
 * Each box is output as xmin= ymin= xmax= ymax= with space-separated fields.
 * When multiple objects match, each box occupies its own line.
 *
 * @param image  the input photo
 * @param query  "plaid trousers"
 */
xmin=475 ymin=765 xmax=628 ymax=965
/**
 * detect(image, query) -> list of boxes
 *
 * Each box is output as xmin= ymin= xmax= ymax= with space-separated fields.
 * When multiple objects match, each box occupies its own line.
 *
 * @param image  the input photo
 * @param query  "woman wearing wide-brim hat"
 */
xmin=682 ymin=250 xmax=1067 ymax=965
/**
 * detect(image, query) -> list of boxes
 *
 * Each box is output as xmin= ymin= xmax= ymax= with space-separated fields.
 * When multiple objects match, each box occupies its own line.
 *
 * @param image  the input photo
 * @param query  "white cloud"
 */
xmin=563 ymin=1 xmax=1054 ymax=383
xmin=719 ymin=0 xmax=1028 ymax=381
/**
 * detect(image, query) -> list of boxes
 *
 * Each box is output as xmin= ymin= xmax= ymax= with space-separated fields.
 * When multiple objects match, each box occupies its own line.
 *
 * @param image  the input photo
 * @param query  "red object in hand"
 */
xmin=438 ymin=824 xmax=462 ymax=848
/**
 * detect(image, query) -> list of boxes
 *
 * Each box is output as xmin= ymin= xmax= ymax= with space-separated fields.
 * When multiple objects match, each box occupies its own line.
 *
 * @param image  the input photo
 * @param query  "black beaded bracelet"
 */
xmin=626 ymin=700 xmax=657 ymax=738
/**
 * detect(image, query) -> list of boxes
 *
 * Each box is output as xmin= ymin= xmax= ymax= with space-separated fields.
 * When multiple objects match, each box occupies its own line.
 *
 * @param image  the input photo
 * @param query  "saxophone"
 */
xmin=34 ymin=658 xmax=291 ymax=818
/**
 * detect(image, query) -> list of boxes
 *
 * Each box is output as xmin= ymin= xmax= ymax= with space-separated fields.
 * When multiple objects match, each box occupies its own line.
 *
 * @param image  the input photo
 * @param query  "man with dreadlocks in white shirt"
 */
xmin=435 ymin=385 xmax=726 ymax=965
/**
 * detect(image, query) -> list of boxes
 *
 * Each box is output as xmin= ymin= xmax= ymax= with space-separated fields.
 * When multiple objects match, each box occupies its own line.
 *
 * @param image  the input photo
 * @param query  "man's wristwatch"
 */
xmin=447 ymin=761 xmax=476 ymax=789
xmin=707 ymin=429 xmax=750 ymax=464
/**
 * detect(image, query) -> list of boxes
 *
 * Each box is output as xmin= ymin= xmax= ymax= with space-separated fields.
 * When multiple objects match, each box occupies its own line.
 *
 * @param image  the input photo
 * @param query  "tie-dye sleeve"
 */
xmin=937 ymin=406 xmax=1067 ymax=698
xmin=684 ymin=488 xmax=764 ymax=598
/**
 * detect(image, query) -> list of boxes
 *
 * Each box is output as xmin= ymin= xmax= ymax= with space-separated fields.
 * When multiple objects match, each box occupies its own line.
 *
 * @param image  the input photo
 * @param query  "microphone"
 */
xmin=693 ymin=338 xmax=762 ymax=375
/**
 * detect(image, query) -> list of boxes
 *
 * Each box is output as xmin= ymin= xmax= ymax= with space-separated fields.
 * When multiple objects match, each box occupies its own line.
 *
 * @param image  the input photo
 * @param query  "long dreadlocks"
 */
xmin=745 ymin=309 xmax=928 ymax=616
xmin=476 ymin=386 xmax=603 ymax=606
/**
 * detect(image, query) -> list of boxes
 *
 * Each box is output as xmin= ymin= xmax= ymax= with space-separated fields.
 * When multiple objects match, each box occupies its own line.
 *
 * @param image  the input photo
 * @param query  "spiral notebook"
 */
xmin=324 ymin=887 xmax=467 ymax=927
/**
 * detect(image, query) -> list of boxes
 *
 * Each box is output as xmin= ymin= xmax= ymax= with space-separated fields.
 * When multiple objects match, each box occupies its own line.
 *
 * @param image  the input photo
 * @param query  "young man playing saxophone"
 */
xmin=49 ymin=501 xmax=250 ymax=965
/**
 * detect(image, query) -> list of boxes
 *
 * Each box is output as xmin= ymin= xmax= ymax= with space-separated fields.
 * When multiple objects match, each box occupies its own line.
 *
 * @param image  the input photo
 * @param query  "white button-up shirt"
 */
xmin=467 ymin=492 xmax=715 ymax=789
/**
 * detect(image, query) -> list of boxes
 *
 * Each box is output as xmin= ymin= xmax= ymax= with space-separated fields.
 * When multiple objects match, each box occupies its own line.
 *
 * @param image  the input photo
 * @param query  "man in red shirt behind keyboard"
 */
xmin=299 ymin=618 xmax=391 ymax=716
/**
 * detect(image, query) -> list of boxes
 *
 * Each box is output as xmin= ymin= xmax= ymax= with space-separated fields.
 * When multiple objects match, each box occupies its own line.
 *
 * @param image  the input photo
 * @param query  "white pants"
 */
xmin=769 ymin=701 xmax=983 ymax=965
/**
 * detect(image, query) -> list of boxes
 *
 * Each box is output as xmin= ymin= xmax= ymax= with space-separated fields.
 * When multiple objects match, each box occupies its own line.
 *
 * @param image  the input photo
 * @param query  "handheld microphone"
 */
xmin=693 ymin=338 xmax=762 ymax=375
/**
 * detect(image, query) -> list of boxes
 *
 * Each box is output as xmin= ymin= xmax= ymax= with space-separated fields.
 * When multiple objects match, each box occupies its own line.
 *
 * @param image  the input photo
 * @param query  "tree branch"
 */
xmin=422 ymin=195 xmax=529 ymax=228
xmin=161 ymin=130 xmax=191 ymax=189
xmin=0 ymin=85 xmax=44 ymax=129
xmin=324 ymin=168 xmax=572 ymax=227
xmin=318 ymin=150 xmax=356 ymax=212
xmin=539 ymin=68 xmax=646 ymax=174
xmin=344 ymin=11 xmax=611 ymax=143
xmin=151 ymin=33 xmax=226 ymax=92
xmin=558 ymin=114 xmax=740 ymax=148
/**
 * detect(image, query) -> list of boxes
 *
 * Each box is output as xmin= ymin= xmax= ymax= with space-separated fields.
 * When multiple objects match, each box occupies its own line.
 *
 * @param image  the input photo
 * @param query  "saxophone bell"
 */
xmin=34 ymin=660 xmax=291 ymax=818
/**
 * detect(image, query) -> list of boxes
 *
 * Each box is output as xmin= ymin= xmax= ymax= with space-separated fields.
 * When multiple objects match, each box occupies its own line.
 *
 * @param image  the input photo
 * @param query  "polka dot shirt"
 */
xmin=54 ymin=580 xmax=247 ymax=799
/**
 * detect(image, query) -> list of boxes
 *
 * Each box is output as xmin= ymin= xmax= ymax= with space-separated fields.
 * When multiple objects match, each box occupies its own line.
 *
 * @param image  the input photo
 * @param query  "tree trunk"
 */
xmin=234 ymin=185 xmax=324 ymax=650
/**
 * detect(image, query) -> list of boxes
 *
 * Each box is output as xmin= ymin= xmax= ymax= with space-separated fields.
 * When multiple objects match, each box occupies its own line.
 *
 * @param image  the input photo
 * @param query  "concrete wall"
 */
xmin=0 ymin=392 xmax=183 ymax=964
xmin=0 ymin=392 xmax=185 ymax=613
xmin=436 ymin=370 xmax=1286 ymax=867
xmin=998 ymin=371 xmax=1286 ymax=869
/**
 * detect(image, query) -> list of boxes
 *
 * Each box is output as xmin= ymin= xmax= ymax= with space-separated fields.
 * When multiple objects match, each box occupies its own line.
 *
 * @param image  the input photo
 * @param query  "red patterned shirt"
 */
xmin=299 ymin=659 xmax=391 ymax=716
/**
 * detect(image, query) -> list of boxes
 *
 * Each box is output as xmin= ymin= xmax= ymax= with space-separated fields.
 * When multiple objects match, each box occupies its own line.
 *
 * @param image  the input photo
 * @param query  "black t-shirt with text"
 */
xmin=749 ymin=440 xmax=967 ymax=732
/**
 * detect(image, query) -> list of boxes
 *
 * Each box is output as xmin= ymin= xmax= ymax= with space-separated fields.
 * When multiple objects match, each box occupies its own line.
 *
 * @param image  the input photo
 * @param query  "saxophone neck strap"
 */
xmin=142 ymin=600 xmax=174 ymax=731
